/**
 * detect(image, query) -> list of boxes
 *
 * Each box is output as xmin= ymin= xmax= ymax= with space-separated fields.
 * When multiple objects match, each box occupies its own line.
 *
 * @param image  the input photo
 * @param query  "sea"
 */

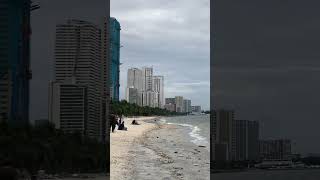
xmin=159 ymin=114 xmax=210 ymax=150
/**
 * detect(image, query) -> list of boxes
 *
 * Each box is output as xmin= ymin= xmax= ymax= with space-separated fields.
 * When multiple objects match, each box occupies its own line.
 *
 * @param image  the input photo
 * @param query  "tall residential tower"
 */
xmin=49 ymin=19 xmax=105 ymax=140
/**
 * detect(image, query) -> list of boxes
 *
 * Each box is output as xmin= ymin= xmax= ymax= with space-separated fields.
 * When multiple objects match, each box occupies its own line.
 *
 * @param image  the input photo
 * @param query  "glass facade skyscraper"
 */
xmin=110 ymin=17 xmax=120 ymax=101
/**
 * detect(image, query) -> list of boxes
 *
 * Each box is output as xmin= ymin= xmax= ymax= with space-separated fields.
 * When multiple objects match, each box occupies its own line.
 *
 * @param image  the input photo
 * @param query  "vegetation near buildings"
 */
xmin=111 ymin=100 xmax=186 ymax=116
xmin=0 ymin=122 xmax=108 ymax=176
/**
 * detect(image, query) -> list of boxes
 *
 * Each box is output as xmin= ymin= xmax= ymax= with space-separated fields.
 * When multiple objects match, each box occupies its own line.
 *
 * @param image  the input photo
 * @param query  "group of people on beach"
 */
xmin=110 ymin=114 xmax=140 ymax=133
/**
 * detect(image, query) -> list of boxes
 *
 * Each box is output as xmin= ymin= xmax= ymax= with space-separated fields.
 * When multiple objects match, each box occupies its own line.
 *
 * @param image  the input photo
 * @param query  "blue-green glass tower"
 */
xmin=110 ymin=17 xmax=120 ymax=101
xmin=0 ymin=0 xmax=31 ymax=124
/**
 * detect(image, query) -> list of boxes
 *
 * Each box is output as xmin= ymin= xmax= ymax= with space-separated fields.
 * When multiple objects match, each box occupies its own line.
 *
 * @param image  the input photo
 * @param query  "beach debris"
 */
xmin=198 ymin=145 xmax=206 ymax=148
xmin=174 ymin=151 xmax=178 ymax=153
xmin=193 ymin=164 xmax=199 ymax=166
xmin=157 ymin=136 xmax=159 ymax=138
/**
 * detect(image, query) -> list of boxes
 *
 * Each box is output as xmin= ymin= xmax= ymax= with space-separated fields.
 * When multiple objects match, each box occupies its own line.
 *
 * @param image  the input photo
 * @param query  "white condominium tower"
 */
xmin=153 ymin=76 xmax=164 ymax=108
xmin=142 ymin=67 xmax=153 ymax=91
xmin=49 ymin=19 xmax=106 ymax=140
xmin=126 ymin=68 xmax=143 ymax=105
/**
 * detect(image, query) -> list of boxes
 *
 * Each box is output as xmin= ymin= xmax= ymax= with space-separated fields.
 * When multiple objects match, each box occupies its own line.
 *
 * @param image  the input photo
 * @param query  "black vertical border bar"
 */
xmin=106 ymin=0 xmax=111 ymax=176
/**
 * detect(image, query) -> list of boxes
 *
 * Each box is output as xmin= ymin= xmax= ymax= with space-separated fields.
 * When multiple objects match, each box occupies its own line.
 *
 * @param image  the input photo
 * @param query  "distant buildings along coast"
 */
xmin=211 ymin=109 xmax=293 ymax=166
xmin=126 ymin=67 xmax=164 ymax=108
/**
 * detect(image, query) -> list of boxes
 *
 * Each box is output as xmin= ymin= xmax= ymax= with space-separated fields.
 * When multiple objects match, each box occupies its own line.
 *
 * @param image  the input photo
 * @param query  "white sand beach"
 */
xmin=110 ymin=116 xmax=210 ymax=180
xmin=110 ymin=116 xmax=159 ymax=179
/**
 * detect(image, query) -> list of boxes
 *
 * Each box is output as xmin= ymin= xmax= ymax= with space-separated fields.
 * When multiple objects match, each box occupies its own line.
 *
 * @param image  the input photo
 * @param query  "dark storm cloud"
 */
xmin=213 ymin=0 xmax=320 ymax=154
xmin=111 ymin=0 xmax=210 ymax=109
xmin=30 ymin=0 xmax=107 ymax=121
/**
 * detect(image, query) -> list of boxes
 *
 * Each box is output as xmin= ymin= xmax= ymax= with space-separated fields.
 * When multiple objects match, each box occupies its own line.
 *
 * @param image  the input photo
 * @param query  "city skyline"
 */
xmin=111 ymin=0 xmax=210 ymax=110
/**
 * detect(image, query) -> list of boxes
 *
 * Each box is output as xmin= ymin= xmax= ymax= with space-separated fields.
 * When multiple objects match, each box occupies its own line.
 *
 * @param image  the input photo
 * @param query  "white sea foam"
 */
xmin=165 ymin=122 xmax=209 ymax=147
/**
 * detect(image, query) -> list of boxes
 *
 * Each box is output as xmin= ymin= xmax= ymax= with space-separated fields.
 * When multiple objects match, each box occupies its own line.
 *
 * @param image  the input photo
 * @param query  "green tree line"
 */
xmin=110 ymin=100 xmax=186 ymax=116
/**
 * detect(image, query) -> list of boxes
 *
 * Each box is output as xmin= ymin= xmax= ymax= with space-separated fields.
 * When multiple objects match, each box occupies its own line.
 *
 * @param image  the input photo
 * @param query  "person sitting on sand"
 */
xmin=118 ymin=121 xmax=127 ymax=131
xmin=131 ymin=120 xmax=140 ymax=125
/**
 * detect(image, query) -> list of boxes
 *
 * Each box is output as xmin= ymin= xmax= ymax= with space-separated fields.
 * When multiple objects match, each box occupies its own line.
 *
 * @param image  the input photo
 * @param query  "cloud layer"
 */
xmin=111 ymin=0 xmax=210 ymax=109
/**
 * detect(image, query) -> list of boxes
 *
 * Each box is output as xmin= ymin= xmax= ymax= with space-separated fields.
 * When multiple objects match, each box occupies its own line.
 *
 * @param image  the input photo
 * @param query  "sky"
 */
xmin=213 ymin=0 xmax=320 ymax=154
xmin=30 ymin=0 xmax=209 ymax=122
xmin=111 ymin=0 xmax=210 ymax=110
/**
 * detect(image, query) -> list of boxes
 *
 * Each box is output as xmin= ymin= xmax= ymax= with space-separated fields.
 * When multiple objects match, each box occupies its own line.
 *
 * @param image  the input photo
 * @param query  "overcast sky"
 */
xmin=30 ymin=0 xmax=209 ymax=122
xmin=111 ymin=0 xmax=210 ymax=109
xmin=213 ymin=0 xmax=320 ymax=154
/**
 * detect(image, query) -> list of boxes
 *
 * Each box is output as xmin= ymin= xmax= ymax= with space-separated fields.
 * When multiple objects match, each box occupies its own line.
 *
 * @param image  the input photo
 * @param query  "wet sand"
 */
xmin=110 ymin=117 xmax=210 ymax=180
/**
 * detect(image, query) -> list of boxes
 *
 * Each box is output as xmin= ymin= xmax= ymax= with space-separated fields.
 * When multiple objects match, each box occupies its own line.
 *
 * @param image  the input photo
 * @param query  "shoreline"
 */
xmin=110 ymin=116 xmax=210 ymax=180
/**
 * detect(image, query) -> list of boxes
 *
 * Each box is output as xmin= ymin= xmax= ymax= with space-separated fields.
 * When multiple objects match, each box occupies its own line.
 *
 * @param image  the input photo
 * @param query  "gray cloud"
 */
xmin=111 ymin=0 xmax=210 ymax=109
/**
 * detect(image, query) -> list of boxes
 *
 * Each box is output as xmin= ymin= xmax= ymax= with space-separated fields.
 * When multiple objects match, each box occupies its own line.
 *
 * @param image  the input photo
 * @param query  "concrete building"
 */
xmin=126 ymin=68 xmax=143 ymax=105
xmin=0 ymin=0 xmax=32 ymax=124
xmin=192 ymin=106 xmax=202 ymax=113
xmin=49 ymin=82 xmax=87 ymax=134
xmin=109 ymin=17 xmax=120 ymax=101
xmin=126 ymin=87 xmax=140 ymax=105
xmin=127 ymin=68 xmax=143 ymax=90
xmin=142 ymin=91 xmax=157 ymax=108
xmin=164 ymin=103 xmax=176 ymax=112
xmin=50 ymin=19 xmax=105 ymax=140
xmin=212 ymin=109 xmax=235 ymax=161
xmin=127 ymin=66 xmax=164 ymax=108
xmin=259 ymin=139 xmax=292 ymax=160
xmin=183 ymin=99 xmax=192 ymax=113
xmin=175 ymin=96 xmax=184 ymax=113
xmin=152 ymin=76 xmax=164 ymax=108
xmin=232 ymin=120 xmax=259 ymax=161
xmin=142 ymin=67 xmax=153 ymax=91
xmin=165 ymin=98 xmax=175 ymax=105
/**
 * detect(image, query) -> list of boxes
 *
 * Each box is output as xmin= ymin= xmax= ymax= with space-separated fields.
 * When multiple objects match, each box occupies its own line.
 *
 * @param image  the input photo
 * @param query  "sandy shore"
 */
xmin=110 ymin=116 xmax=210 ymax=180
xmin=110 ymin=116 xmax=159 ymax=179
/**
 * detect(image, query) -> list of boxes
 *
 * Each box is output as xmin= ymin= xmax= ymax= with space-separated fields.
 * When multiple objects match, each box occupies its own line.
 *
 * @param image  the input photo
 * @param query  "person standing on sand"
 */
xmin=110 ymin=114 xmax=118 ymax=133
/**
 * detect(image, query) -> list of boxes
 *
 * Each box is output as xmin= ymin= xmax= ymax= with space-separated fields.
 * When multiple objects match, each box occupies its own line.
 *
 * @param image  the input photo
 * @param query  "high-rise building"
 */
xmin=142 ymin=67 xmax=153 ymax=91
xmin=126 ymin=87 xmax=140 ymax=105
xmin=126 ymin=68 xmax=143 ymax=105
xmin=212 ymin=109 xmax=235 ymax=161
xmin=152 ymin=76 xmax=164 ymax=108
xmin=110 ymin=17 xmax=120 ymax=101
xmin=175 ymin=96 xmax=184 ymax=112
xmin=142 ymin=91 xmax=157 ymax=108
xmin=259 ymin=139 xmax=292 ymax=160
xmin=232 ymin=120 xmax=259 ymax=161
xmin=127 ymin=68 xmax=143 ymax=90
xmin=49 ymin=82 xmax=87 ymax=134
xmin=183 ymin=99 xmax=192 ymax=113
xmin=0 ymin=0 xmax=31 ymax=124
xmin=50 ymin=19 xmax=105 ymax=140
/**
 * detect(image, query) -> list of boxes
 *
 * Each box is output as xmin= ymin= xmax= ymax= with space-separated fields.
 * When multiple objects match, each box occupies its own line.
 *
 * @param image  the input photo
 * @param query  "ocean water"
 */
xmin=160 ymin=115 xmax=210 ymax=149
